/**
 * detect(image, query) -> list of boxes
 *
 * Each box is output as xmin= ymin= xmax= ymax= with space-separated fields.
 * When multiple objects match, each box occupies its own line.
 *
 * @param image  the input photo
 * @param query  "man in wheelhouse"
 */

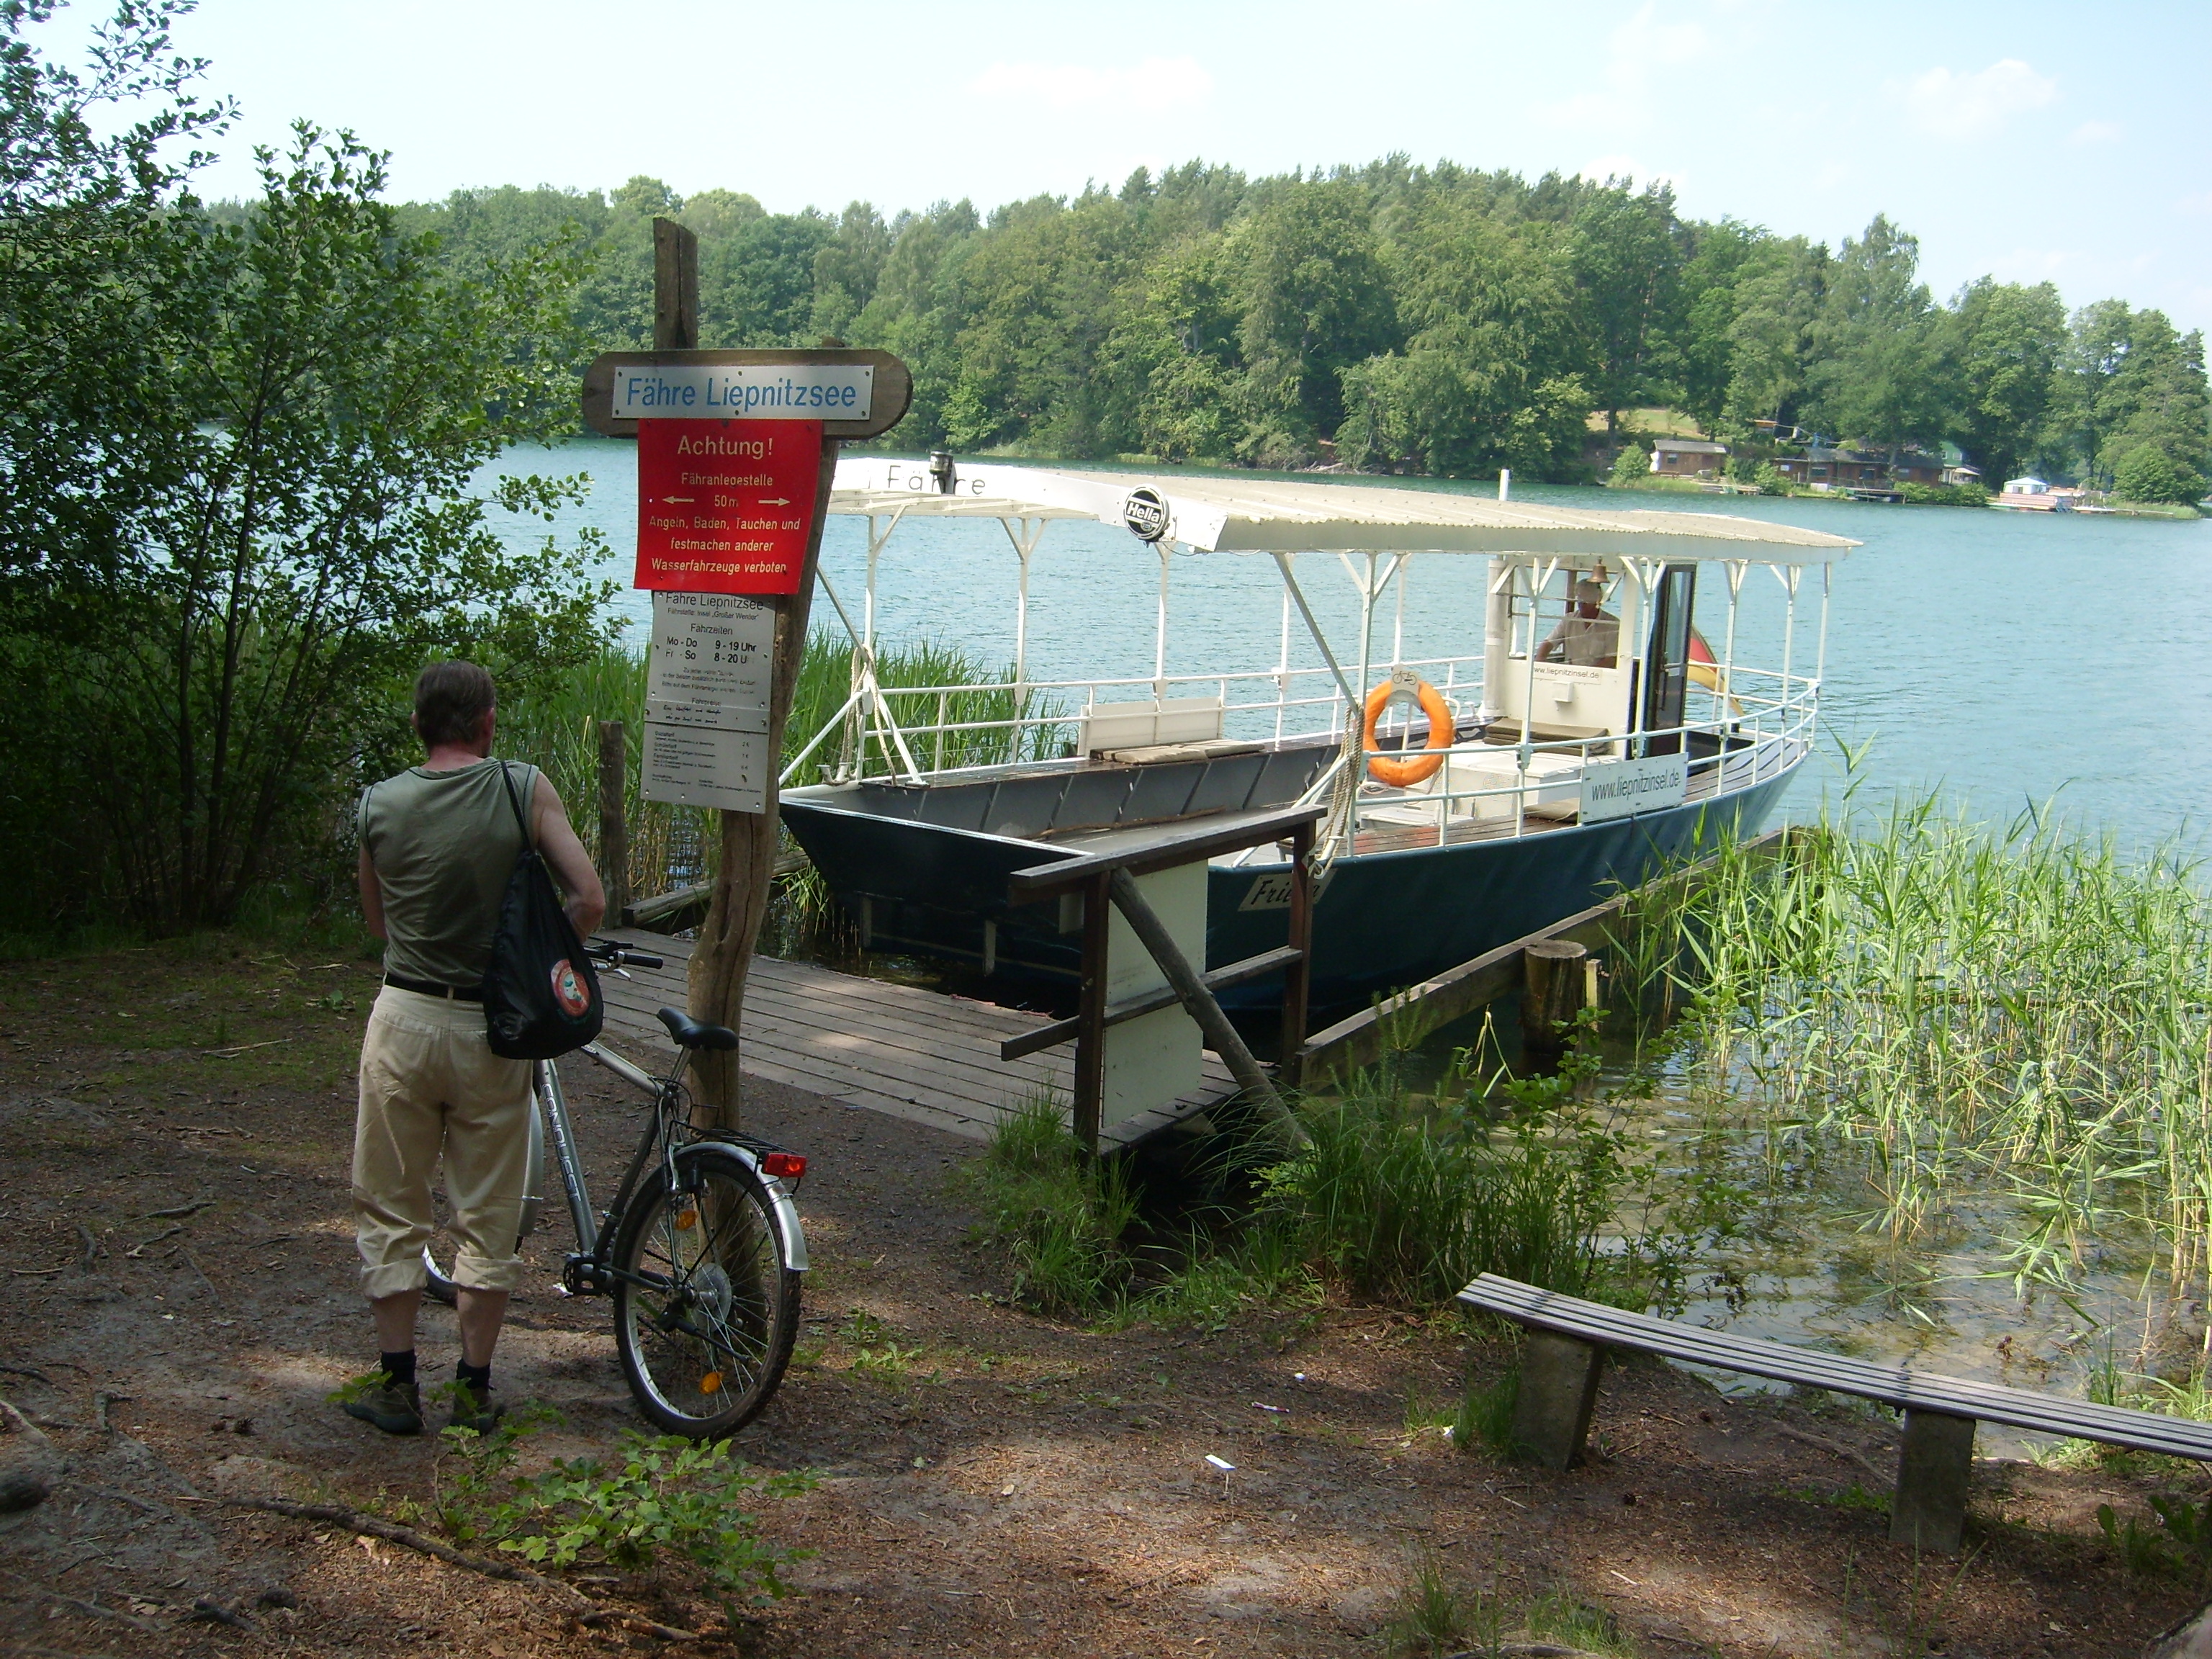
xmin=346 ymin=661 xmax=605 ymax=1434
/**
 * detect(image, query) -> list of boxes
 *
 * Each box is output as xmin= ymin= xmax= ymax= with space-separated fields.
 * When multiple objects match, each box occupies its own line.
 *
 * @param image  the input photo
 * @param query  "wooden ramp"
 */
xmin=592 ymin=930 xmax=1237 ymax=1148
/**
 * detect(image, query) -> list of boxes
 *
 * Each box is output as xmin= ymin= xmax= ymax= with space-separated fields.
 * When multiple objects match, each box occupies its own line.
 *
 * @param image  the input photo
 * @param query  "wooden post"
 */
xmin=1277 ymin=821 xmax=1313 ymax=1089
xmin=1071 ymin=870 xmax=1112 ymax=1155
xmin=652 ymin=217 xmax=698 ymax=349
xmin=1521 ymin=938 xmax=1591 ymax=1064
xmin=597 ymin=719 xmax=629 ymax=926
xmin=590 ymin=238 xmax=910 ymax=1133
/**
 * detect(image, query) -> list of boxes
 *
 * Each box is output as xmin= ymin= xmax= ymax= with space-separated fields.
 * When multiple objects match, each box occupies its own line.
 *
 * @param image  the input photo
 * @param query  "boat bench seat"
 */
xmin=1457 ymin=1272 xmax=2212 ymax=1555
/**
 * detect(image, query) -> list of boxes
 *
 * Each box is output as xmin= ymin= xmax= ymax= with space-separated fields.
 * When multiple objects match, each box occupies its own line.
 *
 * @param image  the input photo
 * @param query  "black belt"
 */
xmin=384 ymin=974 xmax=484 ymax=1002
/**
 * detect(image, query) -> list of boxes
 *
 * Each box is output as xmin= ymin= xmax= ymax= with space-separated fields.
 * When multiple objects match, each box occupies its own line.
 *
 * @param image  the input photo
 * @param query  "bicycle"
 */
xmin=421 ymin=940 xmax=806 ymax=1438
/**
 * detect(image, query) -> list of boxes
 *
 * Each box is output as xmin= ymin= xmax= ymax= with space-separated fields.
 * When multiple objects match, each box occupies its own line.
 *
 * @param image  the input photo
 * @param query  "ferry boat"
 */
xmin=776 ymin=459 xmax=1856 ymax=1015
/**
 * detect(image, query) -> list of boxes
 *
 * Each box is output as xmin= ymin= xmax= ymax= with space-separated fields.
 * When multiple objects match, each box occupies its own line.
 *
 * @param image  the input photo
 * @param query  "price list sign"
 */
xmin=642 ymin=592 xmax=775 ymax=813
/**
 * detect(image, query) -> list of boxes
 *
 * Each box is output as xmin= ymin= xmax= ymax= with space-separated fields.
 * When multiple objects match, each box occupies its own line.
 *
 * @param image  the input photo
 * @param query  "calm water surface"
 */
xmin=493 ymin=443 xmax=2212 ymax=1411
xmin=496 ymin=439 xmax=2212 ymax=843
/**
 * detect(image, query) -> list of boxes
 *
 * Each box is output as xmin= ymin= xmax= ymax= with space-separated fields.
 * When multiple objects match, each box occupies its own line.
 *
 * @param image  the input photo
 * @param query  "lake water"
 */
xmin=495 ymin=439 xmax=2212 ymax=847
xmin=494 ymin=441 xmax=2212 ymax=1416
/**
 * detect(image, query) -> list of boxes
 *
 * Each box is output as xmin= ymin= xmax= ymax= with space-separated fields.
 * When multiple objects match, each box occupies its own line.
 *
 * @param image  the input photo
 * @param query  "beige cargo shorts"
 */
xmin=351 ymin=986 xmax=533 ymax=1299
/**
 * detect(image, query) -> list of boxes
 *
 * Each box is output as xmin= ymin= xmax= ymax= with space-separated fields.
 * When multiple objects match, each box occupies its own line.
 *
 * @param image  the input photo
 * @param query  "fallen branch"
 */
xmin=220 ymin=1498 xmax=711 ymax=1642
xmin=181 ymin=1251 xmax=222 ymax=1305
xmin=224 ymin=1497 xmax=593 ymax=1607
xmin=125 ymin=1226 xmax=181 ymax=1257
xmin=1773 ymin=1423 xmax=1890 ymax=1484
xmin=74 ymin=1225 xmax=101 ymax=1269
xmin=144 ymin=1200 xmax=214 ymax=1220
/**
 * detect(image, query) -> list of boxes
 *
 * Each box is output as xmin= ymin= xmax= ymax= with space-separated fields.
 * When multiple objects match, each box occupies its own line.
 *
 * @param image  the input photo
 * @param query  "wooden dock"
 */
xmin=592 ymin=929 xmax=1237 ymax=1148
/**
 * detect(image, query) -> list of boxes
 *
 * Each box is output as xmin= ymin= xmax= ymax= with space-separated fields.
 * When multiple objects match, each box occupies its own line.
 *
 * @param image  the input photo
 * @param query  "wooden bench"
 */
xmin=1458 ymin=1273 xmax=2212 ymax=1554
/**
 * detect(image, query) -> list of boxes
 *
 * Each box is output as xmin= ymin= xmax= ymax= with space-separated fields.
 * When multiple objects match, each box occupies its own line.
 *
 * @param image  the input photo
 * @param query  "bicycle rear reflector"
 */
xmin=762 ymin=1153 xmax=807 ymax=1180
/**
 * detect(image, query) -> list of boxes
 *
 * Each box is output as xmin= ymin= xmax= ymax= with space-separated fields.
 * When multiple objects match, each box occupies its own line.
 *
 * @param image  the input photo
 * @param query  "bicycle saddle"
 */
xmin=657 ymin=1007 xmax=739 ymax=1051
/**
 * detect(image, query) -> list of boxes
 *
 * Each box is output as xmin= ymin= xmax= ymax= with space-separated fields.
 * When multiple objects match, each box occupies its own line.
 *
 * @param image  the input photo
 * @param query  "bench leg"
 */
xmin=1511 ymin=1331 xmax=1603 ymax=1470
xmin=1890 ymin=1409 xmax=1974 ymax=1555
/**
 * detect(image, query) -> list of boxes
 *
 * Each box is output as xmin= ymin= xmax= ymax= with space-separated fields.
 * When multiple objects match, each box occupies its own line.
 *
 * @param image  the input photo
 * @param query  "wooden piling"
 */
xmin=1521 ymin=938 xmax=1591 ymax=1062
xmin=597 ymin=719 xmax=629 ymax=925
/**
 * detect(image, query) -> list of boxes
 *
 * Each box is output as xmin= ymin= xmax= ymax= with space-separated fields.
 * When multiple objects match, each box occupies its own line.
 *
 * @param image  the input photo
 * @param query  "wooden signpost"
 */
xmin=585 ymin=218 xmax=912 ymax=1126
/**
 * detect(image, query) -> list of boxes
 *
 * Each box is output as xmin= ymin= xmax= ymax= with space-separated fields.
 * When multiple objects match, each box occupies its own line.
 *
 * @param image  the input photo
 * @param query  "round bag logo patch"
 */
xmin=550 ymin=959 xmax=591 ymax=1017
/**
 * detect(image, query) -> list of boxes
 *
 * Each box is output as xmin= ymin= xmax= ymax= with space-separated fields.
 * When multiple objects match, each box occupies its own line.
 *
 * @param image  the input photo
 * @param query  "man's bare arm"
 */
xmin=358 ymin=845 xmax=387 ymax=940
xmin=530 ymin=775 xmax=607 ymax=938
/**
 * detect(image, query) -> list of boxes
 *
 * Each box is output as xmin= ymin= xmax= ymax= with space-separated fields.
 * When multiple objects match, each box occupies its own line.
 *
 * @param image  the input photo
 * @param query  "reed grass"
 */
xmin=495 ymin=629 xmax=1059 ymax=904
xmin=1617 ymin=797 xmax=2212 ymax=1326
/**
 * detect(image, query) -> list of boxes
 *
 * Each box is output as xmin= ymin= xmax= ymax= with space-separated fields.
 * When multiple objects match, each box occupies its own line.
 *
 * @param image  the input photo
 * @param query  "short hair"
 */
xmin=413 ymin=660 xmax=496 ymax=747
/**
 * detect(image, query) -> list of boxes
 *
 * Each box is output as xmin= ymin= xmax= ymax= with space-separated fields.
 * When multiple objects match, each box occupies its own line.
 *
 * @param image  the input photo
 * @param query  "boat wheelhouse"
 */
xmin=778 ymin=459 xmax=1856 ymax=1015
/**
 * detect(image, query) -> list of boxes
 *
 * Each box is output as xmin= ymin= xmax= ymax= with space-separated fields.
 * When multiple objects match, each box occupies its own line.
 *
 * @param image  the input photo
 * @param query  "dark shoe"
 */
xmin=341 ymin=1380 xmax=423 ymax=1436
xmin=445 ymin=1382 xmax=506 ymax=1435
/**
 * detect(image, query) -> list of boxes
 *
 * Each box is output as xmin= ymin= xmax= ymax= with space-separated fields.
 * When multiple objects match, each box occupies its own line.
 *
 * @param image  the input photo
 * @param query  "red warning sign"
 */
xmin=634 ymin=418 xmax=822 ymax=594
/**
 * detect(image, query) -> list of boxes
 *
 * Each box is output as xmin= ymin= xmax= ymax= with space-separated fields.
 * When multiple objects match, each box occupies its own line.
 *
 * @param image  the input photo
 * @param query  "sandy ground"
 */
xmin=2 ymin=938 xmax=2207 ymax=1658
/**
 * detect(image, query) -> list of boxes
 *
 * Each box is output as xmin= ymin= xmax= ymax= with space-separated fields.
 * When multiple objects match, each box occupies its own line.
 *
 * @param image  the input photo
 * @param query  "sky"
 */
xmin=50 ymin=0 xmax=2212 ymax=333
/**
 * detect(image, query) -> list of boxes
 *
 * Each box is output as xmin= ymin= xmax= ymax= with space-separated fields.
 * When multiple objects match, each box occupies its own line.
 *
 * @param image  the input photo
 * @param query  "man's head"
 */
xmin=413 ymin=660 xmax=497 ymax=753
xmin=1572 ymin=577 xmax=1604 ymax=616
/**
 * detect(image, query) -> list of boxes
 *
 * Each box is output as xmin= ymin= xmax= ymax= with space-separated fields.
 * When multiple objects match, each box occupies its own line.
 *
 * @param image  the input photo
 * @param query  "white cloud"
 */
xmin=2070 ymin=120 xmax=2123 ymax=145
xmin=965 ymin=55 xmax=1213 ymax=114
xmin=1610 ymin=4 xmax=1710 ymax=68
xmin=1541 ymin=2 xmax=1715 ymax=130
xmin=1901 ymin=59 xmax=2058 ymax=140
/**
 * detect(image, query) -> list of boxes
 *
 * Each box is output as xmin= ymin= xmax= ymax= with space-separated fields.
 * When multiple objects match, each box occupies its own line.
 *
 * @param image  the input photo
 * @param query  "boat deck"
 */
xmin=591 ymin=928 xmax=1237 ymax=1148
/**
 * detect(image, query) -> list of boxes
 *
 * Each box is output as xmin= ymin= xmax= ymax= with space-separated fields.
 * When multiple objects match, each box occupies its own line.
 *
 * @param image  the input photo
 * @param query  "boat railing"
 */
xmin=781 ymin=652 xmax=1819 ymax=860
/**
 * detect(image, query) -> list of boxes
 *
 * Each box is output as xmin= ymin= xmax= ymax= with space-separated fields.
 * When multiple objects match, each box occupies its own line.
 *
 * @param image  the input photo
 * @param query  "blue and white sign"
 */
xmin=1578 ymin=752 xmax=1689 ymax=824
xmin=611 ymin=362 xmax=874 ymax=421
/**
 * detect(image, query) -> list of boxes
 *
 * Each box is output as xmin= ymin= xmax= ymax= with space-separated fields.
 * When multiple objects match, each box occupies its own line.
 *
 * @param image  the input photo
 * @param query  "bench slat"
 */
xmin=1458 ymin=1274 xmax=2212 ymax=1461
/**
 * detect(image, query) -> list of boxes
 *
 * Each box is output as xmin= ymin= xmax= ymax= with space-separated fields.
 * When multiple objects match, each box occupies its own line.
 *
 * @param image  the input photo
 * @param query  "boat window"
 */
xmin=1640 ymin=564 xmax=1696 ymax=755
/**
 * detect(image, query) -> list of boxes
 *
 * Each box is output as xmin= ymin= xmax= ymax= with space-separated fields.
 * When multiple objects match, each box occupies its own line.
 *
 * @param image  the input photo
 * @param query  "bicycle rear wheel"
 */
xmin=611 ymin=1143 xmax=800 ymax=1438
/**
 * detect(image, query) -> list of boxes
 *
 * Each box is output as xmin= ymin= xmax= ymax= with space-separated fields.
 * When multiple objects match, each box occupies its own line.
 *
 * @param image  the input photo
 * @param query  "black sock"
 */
xmin=456 ymin=1359 xmax=491 ymax=1394
xmin=379 ymin=1349 xmax=417 ymax=1388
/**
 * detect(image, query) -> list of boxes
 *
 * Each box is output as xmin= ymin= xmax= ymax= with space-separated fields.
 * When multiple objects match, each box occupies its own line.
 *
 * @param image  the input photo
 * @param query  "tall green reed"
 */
xmin=1618 ymin=799 xmax=2212 ymax=1314
xmin=497 ymin=629 xmax=1061 ymax=903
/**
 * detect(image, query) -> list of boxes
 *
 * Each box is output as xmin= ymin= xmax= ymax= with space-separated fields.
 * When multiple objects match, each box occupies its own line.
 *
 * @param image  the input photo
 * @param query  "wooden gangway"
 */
xmin=592 ymin=928 xmax=1237 ymax=1149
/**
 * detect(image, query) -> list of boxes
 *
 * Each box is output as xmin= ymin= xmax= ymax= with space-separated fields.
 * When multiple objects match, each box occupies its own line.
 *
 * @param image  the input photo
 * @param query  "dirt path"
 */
xmin=1 ymin=939 xmax=2203 ymax=1657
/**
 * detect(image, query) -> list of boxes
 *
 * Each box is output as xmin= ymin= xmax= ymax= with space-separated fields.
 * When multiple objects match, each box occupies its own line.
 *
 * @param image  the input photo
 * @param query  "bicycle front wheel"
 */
xmin=611 ymin=1144 xmax=800 ymax=1438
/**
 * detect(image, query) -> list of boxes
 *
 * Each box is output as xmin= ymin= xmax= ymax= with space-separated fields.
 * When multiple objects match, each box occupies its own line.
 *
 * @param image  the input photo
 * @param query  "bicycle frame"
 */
xmin=534 ymin=1040 xmax=810 ymax=1298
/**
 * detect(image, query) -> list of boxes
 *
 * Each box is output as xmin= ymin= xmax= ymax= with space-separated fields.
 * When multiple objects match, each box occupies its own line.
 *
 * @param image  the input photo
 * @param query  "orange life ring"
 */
xmin=1362 ymin=678 xmax=1454 ymax=786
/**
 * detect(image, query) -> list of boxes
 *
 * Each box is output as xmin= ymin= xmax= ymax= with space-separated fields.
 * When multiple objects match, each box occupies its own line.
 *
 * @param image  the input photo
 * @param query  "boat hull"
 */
xmin=781 ymin=752 xmax=1799 ymax=1016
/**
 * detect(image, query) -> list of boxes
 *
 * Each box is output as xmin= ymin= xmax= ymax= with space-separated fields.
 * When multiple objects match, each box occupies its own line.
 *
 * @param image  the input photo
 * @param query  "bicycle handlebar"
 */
xmin=585 ymin=940 xmax=664 ymax=971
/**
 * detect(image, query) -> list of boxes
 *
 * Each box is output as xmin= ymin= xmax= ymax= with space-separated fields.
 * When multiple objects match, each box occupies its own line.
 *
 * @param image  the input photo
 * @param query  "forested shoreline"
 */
xmin=397 ymin=163 xmax=2210 ymax=499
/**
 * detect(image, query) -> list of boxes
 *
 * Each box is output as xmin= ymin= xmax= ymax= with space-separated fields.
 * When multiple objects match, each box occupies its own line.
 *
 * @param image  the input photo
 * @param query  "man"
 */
xmin=1536 ymin=577 xmax=1621 ymax=668
xmin=346 ymin=661 xmax=605 ymax=1434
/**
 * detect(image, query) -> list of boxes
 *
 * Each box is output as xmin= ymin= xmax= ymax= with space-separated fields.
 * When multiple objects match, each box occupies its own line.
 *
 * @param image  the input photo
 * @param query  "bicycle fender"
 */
xmin=686 ymin=1141 xmax=809 ymax=1272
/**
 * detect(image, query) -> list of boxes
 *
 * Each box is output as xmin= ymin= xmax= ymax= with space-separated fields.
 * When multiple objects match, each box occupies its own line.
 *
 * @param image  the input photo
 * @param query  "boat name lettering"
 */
xmin=1578 ymin=754 xmax=1689 ymax=824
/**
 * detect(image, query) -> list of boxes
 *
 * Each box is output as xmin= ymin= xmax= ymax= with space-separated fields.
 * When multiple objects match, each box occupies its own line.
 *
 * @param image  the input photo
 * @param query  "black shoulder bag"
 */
xmin=482 ymin=761 xmax=603 ymax=1059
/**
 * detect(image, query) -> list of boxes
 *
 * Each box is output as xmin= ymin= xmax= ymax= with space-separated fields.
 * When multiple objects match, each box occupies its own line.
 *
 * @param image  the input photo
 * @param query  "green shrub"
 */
xmin=1752 ymin=462 xmax=1789 ymax=495
xmin=958 ymin=1097 xmax=1138 ymax=1318
xmin=1899 ymin=481 xmax=1991 ymax=507
xmin=1607 ymin=443 xmax=1650 ymax=486
xmin=2114 ymin=445 xmax=2206 ymax=505
xmin=1249 ymin=1057 xmax=1632 ymax=1305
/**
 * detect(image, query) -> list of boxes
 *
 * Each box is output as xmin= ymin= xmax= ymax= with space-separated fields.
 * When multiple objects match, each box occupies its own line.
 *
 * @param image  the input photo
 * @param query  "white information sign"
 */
xmin=1578 ymin=752 xmax=1689 ymax=824
xmin=642 ymin=721 xmax=769 ymax=814
xmin=611 ymin=362 xmax=873 ymax=422
xmin=647 ymin=592 xmax=773 ymax=733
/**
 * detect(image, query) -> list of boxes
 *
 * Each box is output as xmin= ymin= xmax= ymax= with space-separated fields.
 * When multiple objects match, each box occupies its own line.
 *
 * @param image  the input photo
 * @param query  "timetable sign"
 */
xmin=646 ymin=591 xmax=773 ymax=734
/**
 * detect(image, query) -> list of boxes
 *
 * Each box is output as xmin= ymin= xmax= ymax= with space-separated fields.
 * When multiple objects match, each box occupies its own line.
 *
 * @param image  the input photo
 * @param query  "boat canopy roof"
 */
xmin=831 ymin=457 xmax=1858 ymax=564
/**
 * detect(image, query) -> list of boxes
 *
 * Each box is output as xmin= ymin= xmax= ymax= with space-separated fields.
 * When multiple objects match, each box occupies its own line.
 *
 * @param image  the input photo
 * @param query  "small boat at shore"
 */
xmin=777 ymin=460 xmax=1856 ymax=1015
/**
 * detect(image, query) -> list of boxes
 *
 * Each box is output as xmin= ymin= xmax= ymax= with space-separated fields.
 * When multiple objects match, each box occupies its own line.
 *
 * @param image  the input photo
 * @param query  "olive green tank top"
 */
xmin=358 ymin=759 xmax=539 ymax=988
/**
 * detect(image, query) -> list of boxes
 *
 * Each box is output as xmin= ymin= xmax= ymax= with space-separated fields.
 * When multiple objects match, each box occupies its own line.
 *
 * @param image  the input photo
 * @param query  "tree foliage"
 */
xmin=1 ymin=9 xmax=608 ymax=934
xmin=396 ymin=157 xmax=2206 ymax=495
